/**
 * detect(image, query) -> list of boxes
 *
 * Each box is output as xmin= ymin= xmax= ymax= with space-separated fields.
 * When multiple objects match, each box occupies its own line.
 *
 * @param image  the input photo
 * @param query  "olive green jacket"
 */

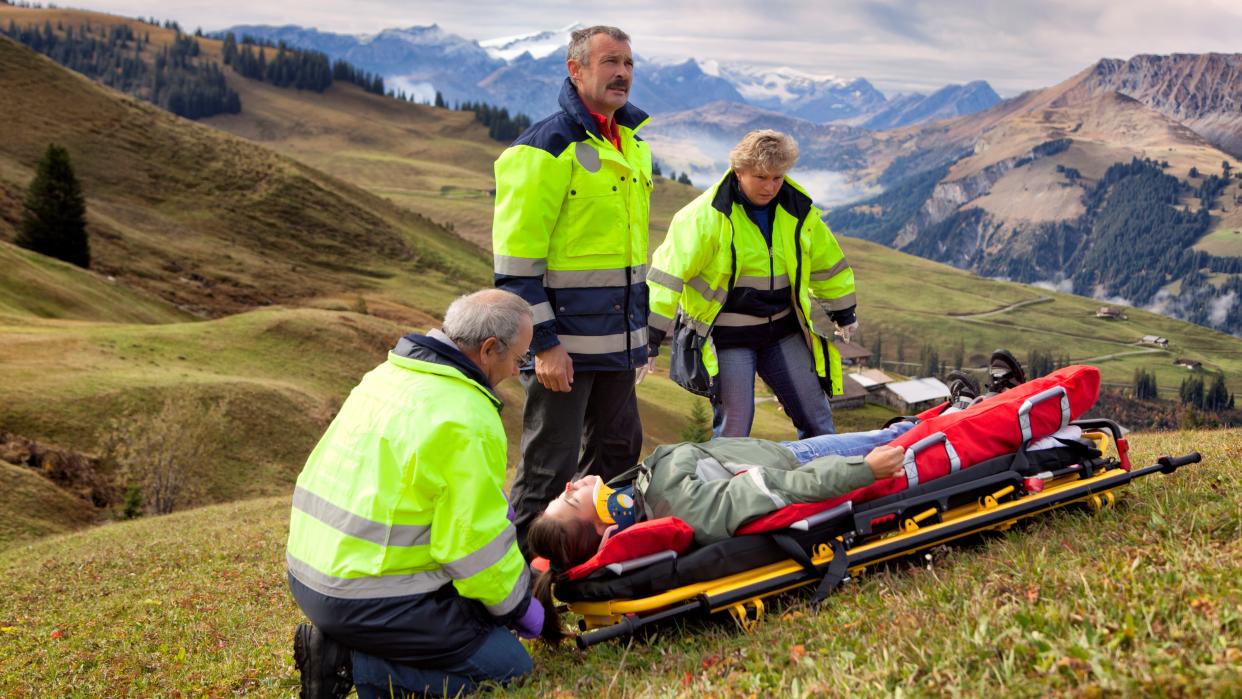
xmin=635 ymin=438 xmax=874 ymax=545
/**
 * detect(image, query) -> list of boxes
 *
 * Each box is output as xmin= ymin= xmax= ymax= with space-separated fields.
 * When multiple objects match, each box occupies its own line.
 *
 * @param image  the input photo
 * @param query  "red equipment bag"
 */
xmin=736 ymin=365 xmax=1101 ymax=534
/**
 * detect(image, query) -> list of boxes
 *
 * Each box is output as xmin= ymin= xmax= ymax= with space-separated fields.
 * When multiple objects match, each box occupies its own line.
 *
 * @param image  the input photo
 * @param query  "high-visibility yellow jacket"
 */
xmin=286 ymin=332 xmax=529 ymax=662
xmin=492 ymin=78 xmax=652 ymax=372
xmin=647 ymin=172 xmax=857 ymax=393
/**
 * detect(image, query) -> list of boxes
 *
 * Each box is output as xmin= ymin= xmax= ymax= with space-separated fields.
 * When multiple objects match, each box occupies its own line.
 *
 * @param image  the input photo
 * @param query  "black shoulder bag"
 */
xmin=668 ymin=222 xmax=736 ymax=397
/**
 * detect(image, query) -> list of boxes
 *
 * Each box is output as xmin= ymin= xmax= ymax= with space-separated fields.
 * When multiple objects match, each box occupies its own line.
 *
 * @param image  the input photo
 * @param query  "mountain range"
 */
xmin=825 ymin=53 xmax=1242 ymax=336
xmin=221 ymin=23 xmax=1000 ymax=127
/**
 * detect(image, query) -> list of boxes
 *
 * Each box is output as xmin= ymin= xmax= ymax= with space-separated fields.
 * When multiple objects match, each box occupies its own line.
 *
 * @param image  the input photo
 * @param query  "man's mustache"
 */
xmin=607 ymin=81 xmax=630 ymax=91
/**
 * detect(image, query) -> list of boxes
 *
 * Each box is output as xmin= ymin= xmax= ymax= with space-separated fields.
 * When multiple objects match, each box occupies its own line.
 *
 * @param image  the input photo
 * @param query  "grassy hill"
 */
xmin=0 ymin=429 xmax=1235 ymax=696
xmin=0 ymin=30 xmax=488 ymax=318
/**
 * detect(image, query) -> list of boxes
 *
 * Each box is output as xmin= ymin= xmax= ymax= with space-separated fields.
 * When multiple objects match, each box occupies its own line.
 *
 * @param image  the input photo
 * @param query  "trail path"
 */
xmin=947 ymin=296 xmax=1053 ymax=319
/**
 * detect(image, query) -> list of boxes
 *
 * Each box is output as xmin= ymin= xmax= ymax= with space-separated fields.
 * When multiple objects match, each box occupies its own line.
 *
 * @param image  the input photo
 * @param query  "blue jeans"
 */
xmin=779 ymin=421 xmax=914 ymax=464
xmin=714 ymin=332 xmax=835 ymax=439
xmin=352 ymin=626 xmax=532 ymax=698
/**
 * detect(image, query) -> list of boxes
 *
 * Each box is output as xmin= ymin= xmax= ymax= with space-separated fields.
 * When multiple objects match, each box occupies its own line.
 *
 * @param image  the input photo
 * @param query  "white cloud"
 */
xmin=1032 ymin=277 xmax=1075 ymax=294
xmin=1208 ymin=291 xmax=1237 ymax=326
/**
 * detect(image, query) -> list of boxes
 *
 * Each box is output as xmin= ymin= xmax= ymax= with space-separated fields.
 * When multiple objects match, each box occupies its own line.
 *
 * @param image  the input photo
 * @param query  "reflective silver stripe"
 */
xmin=292 ymin=486 xmax=429 ymax=548
xmin=686 ymin=276 xmax=728 ymax=305
xmin=734 ymin=274 xmax=790 ymax=290
xmin=789 ymin=501 xmax=853 ymax=531
xmin=544 ymin=265 xmax=647 ymax=288
xmin=1018 ymin=387 xmax=1071 ymax=442
xmin=493 ymin=254 xmax=546 ymax=277
xmin=819 ymin=292 xmax=858 ymax=312
xmin=649 ymin=310 xmax=674 ymax=334
xmin=287 ymin=553 xmax=452 ymax=600
xmin=715 ymin=308 xmax=793 ymax=327
xmin=903 ymin=432 xmax=962 ymax=489
xmin=810 ymin=304 xmax=835 ymax=335
xmin=486 ymin=564 xmax=530 ymax=616
xmin=530 ymin=301 xmax=556 ymax=324
xmin=647 ymin=267 xmax=684 ymax=292
xmin=441 ymin=525 xmax=518 ymax=580
xmin=747 ymin=468 xmax=788 ymax=509
xmin=559 ymin=327 xmax=648 ymax=355
xmin=682 ymin=314 xmax=711 ymax=336
xmin=605 ymin=550 xmax=678 ymax=575
xmin=810 ymin=258 xmax=850 ymax=282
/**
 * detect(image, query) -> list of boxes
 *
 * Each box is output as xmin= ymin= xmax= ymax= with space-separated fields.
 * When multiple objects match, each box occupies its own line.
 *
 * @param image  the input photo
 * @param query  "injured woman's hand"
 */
xmin=864 ymin=445 xmax=906 ymax=481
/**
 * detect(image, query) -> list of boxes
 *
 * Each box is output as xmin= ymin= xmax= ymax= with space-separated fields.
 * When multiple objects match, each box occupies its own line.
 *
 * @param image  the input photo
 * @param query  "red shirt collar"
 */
xmin=588 ymin=110 xmax=621 ymax=151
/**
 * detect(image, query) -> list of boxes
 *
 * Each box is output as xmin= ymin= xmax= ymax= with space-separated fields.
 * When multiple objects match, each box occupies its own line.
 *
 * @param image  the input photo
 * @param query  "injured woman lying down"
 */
xmin=528 ymin=348 xmax=1044 ymax=571
xmin=522 ymin=423 xmax=911 ymax=641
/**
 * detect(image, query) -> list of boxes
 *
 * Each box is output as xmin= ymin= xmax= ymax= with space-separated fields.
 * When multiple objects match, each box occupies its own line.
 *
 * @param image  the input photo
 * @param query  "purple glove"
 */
xmin=513 ymin=597 xmax=545 ymax=640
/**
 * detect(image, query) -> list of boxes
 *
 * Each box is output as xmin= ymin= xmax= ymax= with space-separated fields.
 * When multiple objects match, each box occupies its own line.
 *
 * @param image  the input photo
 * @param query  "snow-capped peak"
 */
xmin=480 ymin=22 xmax=584 ymax=61
xmin=718 ymin=63 xmax=856 ymax=105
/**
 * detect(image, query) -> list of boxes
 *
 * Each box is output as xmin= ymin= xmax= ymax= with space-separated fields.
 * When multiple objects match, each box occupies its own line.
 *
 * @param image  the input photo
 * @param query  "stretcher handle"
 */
xmin=575 ymin=599 xmax=703 ymax=650
xmin=1018 ymin=386 xmax=1071 ymax=442
xmin=1157 ymin=452 xmax=1201 ymax=473
xmin=902 ymin=432 xmax=961 ymax=487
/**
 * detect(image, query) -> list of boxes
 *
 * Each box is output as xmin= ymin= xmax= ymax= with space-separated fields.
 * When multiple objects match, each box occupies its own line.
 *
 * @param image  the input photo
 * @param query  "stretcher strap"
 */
xmin=769 ymin=535 xmax=849 ymax=605
xmin=1018 ymin=386 xmax=1071 ymax=442
xmin=810 ymin=538 xmax=849 ymax=605
xmin=903 ymin=432 xmax=961 ymax=487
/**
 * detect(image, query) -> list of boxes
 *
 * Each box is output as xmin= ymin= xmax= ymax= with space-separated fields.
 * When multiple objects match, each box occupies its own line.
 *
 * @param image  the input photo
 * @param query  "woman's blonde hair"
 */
xmin=729 ymin=129 xmax=799 ymax=175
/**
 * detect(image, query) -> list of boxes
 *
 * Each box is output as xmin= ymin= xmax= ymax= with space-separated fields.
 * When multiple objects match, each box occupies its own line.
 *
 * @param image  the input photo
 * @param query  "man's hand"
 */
xmin=836 ymin=320 xmax=859 ymax=344
xmin=864 ymin=445 xmax=905 ymax=481
xmin=535 ymin=345 xmax=574 ymax=392
xmin=634 ymin=357 xmax=656 ymax=385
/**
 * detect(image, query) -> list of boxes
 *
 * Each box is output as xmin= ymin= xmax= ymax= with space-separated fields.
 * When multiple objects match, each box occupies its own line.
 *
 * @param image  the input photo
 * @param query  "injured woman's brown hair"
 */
xmin=526 ymin=513 xmax=604 ymax=643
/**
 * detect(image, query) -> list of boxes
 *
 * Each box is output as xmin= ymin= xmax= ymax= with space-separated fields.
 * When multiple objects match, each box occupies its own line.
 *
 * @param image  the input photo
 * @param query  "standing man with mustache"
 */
xmin=492 ymin=25 xmax=653 ymax=555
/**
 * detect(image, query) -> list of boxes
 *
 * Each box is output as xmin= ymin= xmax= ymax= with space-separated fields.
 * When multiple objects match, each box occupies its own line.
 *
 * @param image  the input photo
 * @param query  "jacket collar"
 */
xmin=557 ymin=77 xmax=649 ymax=140
xmin=710 ymin=170 xmax=813 ymax=222
xmin=391 ymin=331 xmax=502 ymax=409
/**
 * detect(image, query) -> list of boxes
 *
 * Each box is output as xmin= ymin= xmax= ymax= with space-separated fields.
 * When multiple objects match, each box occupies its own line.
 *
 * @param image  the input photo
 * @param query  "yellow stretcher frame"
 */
xmin=566 ymin=430 xmax=1200 ymax=648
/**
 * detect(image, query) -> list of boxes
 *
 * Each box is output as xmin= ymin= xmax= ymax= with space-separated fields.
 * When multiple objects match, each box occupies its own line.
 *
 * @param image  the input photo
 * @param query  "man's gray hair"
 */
xmin=442 ymin=289 xmax=533 ymax=351
xmin=566 ymin=25 xmax=630 ymax=66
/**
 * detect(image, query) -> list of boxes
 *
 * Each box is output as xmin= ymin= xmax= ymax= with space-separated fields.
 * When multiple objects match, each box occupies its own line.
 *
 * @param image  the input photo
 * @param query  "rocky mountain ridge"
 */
xmin=827 ymin=53 xmax=1242 ymax=336
xmin=220 ymin=23 xmax=998 ymax=127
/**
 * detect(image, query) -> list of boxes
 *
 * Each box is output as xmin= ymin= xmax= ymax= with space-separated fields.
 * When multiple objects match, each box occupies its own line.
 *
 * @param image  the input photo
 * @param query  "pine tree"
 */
xmin=677 ymin=172 xmax=692 ymax=185
xmin=1205 ymin=373 xmax=1230 ymax=412
xmin=434 ymin=90 xmax=445 ymax=108
xmin=15 ymin=143 xmax=89 ymax=268
xmin=680 ymin=400 xmax=713 ymax=443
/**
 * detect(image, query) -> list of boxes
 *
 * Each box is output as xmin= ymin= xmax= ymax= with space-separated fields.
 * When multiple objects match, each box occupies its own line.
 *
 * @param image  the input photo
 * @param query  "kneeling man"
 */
xmin=286 ymin=289 xmax=543 ymax=699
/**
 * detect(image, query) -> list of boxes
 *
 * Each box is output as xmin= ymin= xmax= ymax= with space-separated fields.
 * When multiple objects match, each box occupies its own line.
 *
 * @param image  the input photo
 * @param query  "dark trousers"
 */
xmin=509 ymin=369 xmax=643 ymax=553
xmin=352 ymin=626 xmax=531 ymax=698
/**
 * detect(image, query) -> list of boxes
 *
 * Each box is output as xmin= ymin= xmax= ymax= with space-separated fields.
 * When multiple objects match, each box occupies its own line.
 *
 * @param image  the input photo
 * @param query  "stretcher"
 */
xmin=547 ymin=366 xmax=1203 ymax=649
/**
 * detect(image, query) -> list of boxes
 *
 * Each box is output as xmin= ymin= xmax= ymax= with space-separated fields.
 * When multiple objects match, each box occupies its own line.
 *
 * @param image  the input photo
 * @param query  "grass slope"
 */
xmin=0 ymin=306 xmax=409 ymax=504
xmin=0 ymin=460 xmax=101 ymax=547
xmin=0 ymin=31 xmax=489 ymax=318
xmin=843 ymin=236 xmax=1242 ymax=397
xmin=0 ymin=430 xmax=1235 ymax=696
xmin=0 ymin=240 xmax=187 ymax=323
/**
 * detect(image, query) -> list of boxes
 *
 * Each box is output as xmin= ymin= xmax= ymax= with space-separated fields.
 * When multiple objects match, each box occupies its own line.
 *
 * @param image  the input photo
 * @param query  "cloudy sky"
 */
xmin=67 ymin=0 xmax=1242 ymax=95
